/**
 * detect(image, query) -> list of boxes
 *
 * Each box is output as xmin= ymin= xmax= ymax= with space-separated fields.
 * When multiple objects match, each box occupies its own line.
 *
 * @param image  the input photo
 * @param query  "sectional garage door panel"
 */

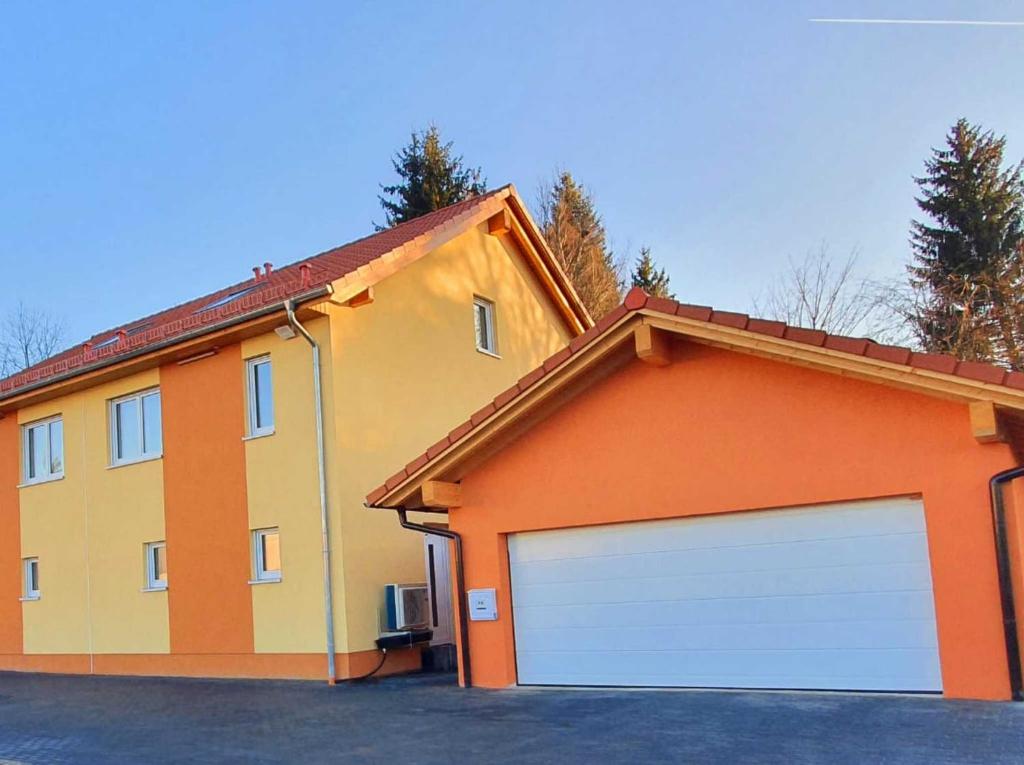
xmin=508 ymin=498 xmax=942 ymax=691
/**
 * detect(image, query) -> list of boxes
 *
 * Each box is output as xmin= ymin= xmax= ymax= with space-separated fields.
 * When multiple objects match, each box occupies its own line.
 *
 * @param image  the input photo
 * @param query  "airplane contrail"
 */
xmin=810 ymin=18 xmax=1024 ymax=27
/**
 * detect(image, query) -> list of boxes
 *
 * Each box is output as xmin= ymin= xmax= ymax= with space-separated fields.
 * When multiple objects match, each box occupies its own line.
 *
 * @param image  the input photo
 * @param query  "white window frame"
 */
xmin=245 ymin=355 xmax=275 ymax=438
xmin=22 ymin=557 xmax=39 ymax=600
xmin=251 ymin=528 xmax=282 ymax=583
xmin=143 ymin=541 xmax=167 ymax=591
xmin=20 ymin=415 xmax=64 ymax=486
xmin=109 ymin=388 xmax=162 ymax=467
xmin=473 ymin=296 xmax=499 ymax=357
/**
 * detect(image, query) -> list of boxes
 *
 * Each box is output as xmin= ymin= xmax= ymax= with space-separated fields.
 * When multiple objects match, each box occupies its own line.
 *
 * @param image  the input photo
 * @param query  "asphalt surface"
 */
xmin=0 ymin=671 xmax=1021 ymax=764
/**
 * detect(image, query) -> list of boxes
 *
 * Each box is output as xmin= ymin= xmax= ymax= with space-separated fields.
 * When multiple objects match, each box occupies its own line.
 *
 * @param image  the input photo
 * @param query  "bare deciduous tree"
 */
xmin=0 ymin=302 xmax=67 ymax=378
xmin=754 ymin=245 xmax=908 ymax=344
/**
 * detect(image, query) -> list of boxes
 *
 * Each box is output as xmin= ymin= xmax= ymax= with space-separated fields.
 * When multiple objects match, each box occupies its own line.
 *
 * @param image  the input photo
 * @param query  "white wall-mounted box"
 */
xmin=467 ymin=588 xmax=498 ymax=621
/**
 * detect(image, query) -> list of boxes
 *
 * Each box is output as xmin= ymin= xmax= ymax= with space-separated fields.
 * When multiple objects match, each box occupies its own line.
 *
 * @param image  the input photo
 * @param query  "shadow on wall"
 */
xmin=332 ymin=221 xmax=574 ymax=481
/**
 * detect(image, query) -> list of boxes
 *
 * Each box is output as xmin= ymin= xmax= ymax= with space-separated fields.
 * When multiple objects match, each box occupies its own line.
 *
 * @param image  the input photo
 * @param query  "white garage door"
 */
xmin=509 ymin=498 xmax=942 ymax=691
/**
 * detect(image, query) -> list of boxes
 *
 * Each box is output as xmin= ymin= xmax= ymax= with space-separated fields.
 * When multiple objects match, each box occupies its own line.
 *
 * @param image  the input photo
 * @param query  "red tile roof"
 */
xmin=0 ymin=189 xmax=509 ymax=399
xmin=366 ymin=286 xmax=1024 ymax=506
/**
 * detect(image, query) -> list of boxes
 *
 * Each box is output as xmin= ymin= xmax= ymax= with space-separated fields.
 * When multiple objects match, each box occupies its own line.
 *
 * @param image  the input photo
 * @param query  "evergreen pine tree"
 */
xmin=909 ymin=119 xmax=1024 ymax=368
xmin=377 ymin=126 xmax=486 ymax=229
xmin=538 ymin=172 xmax=622 ymax=318
xmin=630 ymin=247 xmax=674 ymax=298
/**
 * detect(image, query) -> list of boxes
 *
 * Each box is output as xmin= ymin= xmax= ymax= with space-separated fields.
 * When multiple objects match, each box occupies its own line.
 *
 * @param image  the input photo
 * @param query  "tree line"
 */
xmin=379 ymin=121 xmax=1024 ymax=371
xmin=758 ymin=119 xmax=1023 ymax=368
xmin=2 ymin=119 xmax=1021 ymax=378
xmin=377 ymin=125 xmax=673 ymax=319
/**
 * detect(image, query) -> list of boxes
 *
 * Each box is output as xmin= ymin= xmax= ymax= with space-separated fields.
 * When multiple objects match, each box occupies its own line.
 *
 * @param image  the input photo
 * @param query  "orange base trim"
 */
xmin=0 ymin=655 xmax=92 ymax=674
xmin=0 ymin=647 xmax=422 ymax=682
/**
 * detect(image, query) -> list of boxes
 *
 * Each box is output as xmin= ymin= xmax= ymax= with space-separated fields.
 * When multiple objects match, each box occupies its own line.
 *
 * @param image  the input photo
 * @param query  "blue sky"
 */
xmin=1 ymin=1 xmax=1022 ymax=343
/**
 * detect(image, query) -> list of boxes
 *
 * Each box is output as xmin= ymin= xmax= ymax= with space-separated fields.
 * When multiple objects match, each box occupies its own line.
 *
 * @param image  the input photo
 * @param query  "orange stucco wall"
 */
xmin=0 ymin=416 xmax=22 ymax=654
xmin=449 ymin=340 xmax=1020 ymax=700
xmin=161 ymin=346 xmax=254 ymax=655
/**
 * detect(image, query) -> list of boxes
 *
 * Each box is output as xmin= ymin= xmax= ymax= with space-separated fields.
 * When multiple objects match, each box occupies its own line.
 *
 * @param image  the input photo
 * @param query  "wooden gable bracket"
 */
xmin=487 ymin=209 xmax=512 ymax=237
xmin=969 ymin=401 xmax=1005 ymax=444
xmin=344 ymin=287 xmax=375 ymax=308
xmin=634 ymin=323 xmax=671 ymax=367
xmin=421 ymin=480 xmax=462 ymax=508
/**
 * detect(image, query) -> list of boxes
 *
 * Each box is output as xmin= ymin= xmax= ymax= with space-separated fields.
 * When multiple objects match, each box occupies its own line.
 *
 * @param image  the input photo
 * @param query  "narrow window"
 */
xmin=144 ymin=542 xmax=167 ymax=591
xmin=111 ymin=389 xmax=162 ymax=465
xmin=22 ymin=416 xmax=64 ymax=484
xmin=473 ymin=297 xmax=497 ymax=355
xmin=252 ymin=528 xmax=281 ymax=582
xmin=23 ymin=558 xmax=39 ymax=599
xmin=246 ymin=356 xmax=274 ymax=436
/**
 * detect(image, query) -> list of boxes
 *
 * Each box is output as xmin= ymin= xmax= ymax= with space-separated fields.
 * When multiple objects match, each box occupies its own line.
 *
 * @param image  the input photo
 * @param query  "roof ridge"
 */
xmin=290 ymin=186 xmax=510 ymax=269
xmin=619 ymin=287 xmax=1021 ymax=388
xmin=0 ymin=188 xmax=512 ymax=396
xmin=78 ymin=187 xmax=511 ymax=347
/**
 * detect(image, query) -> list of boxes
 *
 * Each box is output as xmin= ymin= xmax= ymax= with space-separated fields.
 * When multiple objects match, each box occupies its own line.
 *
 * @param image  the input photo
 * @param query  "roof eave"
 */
xmin=638 ymin=309 xmax=1024 ymax=410
xmin=0 ymin=285 xmax=332 ymax=408
xmin=503 ymin=186 xmax=593 ymax=332
xmin=369 ymin=309 xmax=639 ymax=509
xmin=321 ymin=186 xmax=591 ymax=337
xmin=368 ymin=301 xmax=1024 ymax=509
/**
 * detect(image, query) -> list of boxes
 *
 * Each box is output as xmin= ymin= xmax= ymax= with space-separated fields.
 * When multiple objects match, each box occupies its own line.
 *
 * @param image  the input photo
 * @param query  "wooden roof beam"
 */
xmin=343 ymin=287 xmax=374 ymax=308
xmin=487 ymin=209 xmax=512 ymax=237
xmin=635 ymin=323 xmax=671 ymax=366
xmin=420 ymin=480 xmax=462 ymax=508
xmin=970 ymin=401 xmax=1005 ymax=444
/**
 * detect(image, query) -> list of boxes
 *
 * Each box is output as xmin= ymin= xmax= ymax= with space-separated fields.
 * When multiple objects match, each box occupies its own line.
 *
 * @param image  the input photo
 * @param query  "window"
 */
xmin=22 ymin=416 xmax=63 ymax=484
xmin=197 ymin=287 xmax=256 ymax=314
xmin=144 ymin=542 xmax=167 ymax=591
xmin=246 ymin=356 xmax=274 ymax=436
xmin=251 ymin=528 xmax=281 ymax=583
xmin=473 ymin=297 xmax=498 ymax=355
xmin=110 ymin=389 xmax=162 ymax=466
xmin=95 ymin=323 xmax=151 ymax=349
xmin=23 ymin=558 xmax=39 ymax=600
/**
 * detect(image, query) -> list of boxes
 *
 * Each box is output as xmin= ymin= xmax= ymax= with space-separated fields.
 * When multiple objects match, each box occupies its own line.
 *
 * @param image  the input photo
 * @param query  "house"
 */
xmin=0 ymin=186 xmax=590 ymax=681
xmin=367 ymin=288 xmax=1024 ymax=701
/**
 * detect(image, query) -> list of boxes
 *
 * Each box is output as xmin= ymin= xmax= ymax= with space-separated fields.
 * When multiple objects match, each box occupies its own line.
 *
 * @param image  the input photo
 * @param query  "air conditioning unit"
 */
xmin=384 ymin=583 xmax=430 ymax=631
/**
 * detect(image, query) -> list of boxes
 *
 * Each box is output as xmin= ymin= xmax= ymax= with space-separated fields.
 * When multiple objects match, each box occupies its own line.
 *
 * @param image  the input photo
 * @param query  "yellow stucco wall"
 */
xmin=242 ymin=316 xmax=338 ymax=654
xmin=84 ymin=371 xmax=168 ymax=654
xmin=6 ymin=212 xmax=576 ymax=666
xmin=18 ymin=369 xmax=168 ymax=655
xmin=19 ymin=394 xmax=90 ymax=654
xmin=327 ymin=221 xmax=573 ymax=652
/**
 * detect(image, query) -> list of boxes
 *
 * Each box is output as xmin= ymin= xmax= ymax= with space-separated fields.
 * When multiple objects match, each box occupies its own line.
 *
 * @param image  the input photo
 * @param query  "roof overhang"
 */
xmin=320 ymin=185 xmax=591 ymax=336
xmin=0 ymin=184 xmax=591 ymax=409
xmin=0 ymin=287 xmax=332 ymax=414
xmin=368 ymin=297 xmax=1024 ymax=510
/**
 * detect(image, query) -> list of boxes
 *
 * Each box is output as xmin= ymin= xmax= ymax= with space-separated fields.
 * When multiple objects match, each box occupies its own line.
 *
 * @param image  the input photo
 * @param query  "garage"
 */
xmin=508 ymin=498 xmax=942 ymax=690
xmin=368 ymin=289 xmax=1024 ymax=700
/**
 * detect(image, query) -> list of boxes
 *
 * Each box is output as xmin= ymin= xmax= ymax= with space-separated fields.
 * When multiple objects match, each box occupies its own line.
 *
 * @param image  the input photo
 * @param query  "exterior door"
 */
xmin=424 ymin=534 xmax=454 ymax=646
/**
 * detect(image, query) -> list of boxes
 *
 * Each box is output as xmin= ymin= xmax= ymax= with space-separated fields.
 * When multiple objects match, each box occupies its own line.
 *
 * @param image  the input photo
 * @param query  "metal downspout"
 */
xmin=394 ymin=507 xmax=472 ymax=688
xmin=990 ymin=465 xmax=1024 ymax=701
xmin=285 ymin=299 xmax=337 ymax=684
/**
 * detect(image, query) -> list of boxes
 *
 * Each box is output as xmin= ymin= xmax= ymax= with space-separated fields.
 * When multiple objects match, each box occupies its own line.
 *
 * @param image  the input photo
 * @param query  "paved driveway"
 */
xmin=0 ymin=671 xmax=1021 ymax=764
